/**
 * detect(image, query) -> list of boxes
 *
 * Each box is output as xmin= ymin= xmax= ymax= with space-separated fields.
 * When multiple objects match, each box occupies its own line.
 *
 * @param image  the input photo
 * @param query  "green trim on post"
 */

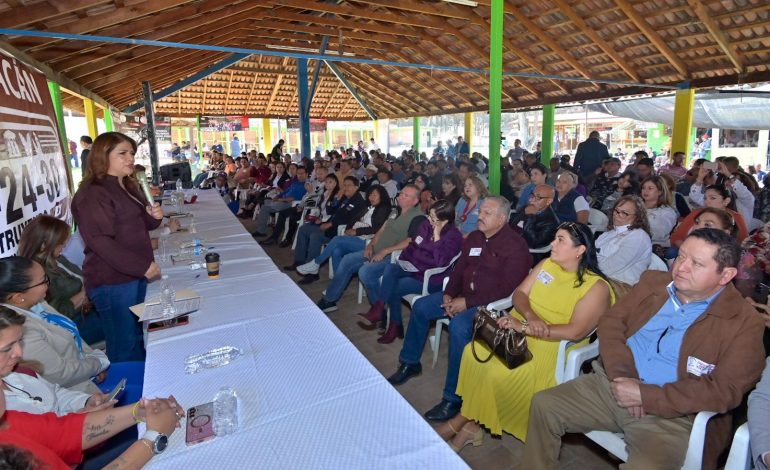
xmin=541 ymin=104 xmax=555 ymax=165
xmin=104 ymin=107 xmax=114 ymax=132
xmin=413 ymin=116 xmax=420 ymax=156
xmin=487 ymin=0 xmax=504 ymax=195
xmin=47 ymin=80 xmax=74 ymax=193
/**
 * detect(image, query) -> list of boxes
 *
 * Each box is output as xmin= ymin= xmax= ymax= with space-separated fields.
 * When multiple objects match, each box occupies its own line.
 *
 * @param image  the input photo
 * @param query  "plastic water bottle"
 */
xmin=158 ymin=235 xmax=169 ymax=262
xmin=184 ymin=346 xmax=242 ymax=374
xmin=175 ymin=178 xmax=183 ymax=192
xmin=159 ymin=275 xmax=176 ymax=318
xmin=180 ymin=245 xmax=207 ymax=256
xmin=213 ymin=387 xmax=238 ymax=436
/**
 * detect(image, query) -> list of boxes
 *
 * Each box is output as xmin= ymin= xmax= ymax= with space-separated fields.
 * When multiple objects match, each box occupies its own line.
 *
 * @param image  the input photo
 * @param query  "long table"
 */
xmin=141 ymin=190 xmax=468 ymax=469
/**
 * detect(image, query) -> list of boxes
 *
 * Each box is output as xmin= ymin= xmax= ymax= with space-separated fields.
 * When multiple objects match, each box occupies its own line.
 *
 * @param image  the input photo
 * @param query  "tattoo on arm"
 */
xmin=85 ymin=414 xmax=115 ymax=442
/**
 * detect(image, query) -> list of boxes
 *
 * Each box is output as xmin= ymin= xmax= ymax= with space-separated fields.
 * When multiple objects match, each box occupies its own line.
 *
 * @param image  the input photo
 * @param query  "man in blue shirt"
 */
xmin=522 ymin=229 xmax=766 ymax=469
xmin=253 ymin=166 xmax=308 ymax=237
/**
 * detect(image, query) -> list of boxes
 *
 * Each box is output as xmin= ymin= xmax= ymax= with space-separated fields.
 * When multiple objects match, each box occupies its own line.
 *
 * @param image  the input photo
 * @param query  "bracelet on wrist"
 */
xmin=132 ymin=401 xmax=144 ymax=423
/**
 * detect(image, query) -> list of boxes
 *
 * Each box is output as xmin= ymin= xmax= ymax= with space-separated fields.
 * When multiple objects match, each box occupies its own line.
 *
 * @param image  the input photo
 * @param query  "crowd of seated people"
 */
xmin=219 ymin=138 xmax=770 ymax=467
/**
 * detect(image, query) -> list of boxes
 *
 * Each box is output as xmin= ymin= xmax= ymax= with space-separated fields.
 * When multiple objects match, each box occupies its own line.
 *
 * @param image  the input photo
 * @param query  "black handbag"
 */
xmin=471 ymin=307 xmax=532 ymax=369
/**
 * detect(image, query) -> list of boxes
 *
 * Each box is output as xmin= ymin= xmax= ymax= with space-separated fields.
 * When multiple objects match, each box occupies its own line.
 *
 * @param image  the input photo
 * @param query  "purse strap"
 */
xmin=470 ymin=314 xmax=497 ymax=364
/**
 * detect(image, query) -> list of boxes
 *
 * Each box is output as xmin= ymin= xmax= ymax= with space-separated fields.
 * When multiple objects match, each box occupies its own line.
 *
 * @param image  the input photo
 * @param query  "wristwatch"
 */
xmin=142 ymin=430 xmax=169 ymax=454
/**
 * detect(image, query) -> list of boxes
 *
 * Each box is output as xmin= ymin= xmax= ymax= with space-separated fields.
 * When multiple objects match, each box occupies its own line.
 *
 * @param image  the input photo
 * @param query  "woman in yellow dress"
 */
xmin=438 ymin=221 xmax=615 ymax=451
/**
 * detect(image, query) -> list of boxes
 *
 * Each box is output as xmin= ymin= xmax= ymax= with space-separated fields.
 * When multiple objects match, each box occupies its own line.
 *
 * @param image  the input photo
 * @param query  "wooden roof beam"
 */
xmin=262 ymin=10 xmax=420 ymax=37
xmin=224 ymin=70 xmax=235 ymax=115
xmin=383 ymin=48 xmax=477 ymax=107
xmin=613 ymin=0 xmax=689 ymax=78
xmin=342 ymin=64 xmax=435 ymax=115
xmin=266 ymin=58 xmax=290 ymax=115
xmin=686 ymin=0 xmax=744 ymax=74
xmin=66 ymin=20 xmax=251 ymax=81
xmin=321 ymin=81 xmax=343 ymax=116
xmin=350 ymin=0 xmax=484 ymax=24
xmin=502 ymin=1 xmax=595 ymax=84
xmin=273 ymin=0 xmax=442 ymax=29
xmin=39 ymin=0 xmax=264 ymax=67
xmin=549 ymin=0 xmax=641 ymax=82
xmin=257 ymin=21 xmax=404 ymax=45
xmin=337 ymin=95 xmax=356 ymax=120
xmin=0 ymin=0 xmax=106 ymax=28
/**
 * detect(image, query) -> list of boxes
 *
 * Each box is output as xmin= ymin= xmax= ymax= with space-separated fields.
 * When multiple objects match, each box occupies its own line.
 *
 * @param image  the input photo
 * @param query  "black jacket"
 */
xmin=349 ymin=203 xmax=392 ymax=236
xmin=511 ymin=206 xmax=559 ymax=249
xmin=326 ymin=193 xmax=366 ymax=238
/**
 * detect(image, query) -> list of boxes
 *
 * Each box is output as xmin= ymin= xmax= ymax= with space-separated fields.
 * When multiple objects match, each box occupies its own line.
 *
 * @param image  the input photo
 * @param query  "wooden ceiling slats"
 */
xmin=0 ymin=0 xmax=765 ymax=119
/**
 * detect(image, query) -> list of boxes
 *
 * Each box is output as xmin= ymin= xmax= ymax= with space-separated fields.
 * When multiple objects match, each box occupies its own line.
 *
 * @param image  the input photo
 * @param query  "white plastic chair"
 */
xmin=588 ymin=208 xmax=609 ymax=234
xmin=648 ymin=254 xmax=669 ymax=272
xmin=529 ymin=245 xmax=552 ymax=255
xmin=402 ymin=253 xmax=461 ymax=308
xmin=724 ymin=422 xmax=752 ymax=470
xmin=564 ymin=340 xmax=718 ymax=469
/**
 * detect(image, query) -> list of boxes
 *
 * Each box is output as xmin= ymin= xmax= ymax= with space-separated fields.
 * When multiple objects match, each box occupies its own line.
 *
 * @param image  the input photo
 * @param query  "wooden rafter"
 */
xmin=262 ymin=10 xmax=420 ymax=37
xmin=321 ymin=81 xmax=342 ymax=116
xmin=41 ymin=1 xmax=264 ymax=69
xmin=202 ymin=79 xmax=207 ymax=114
xmin=266 ymin=74 xmax=284 ymax=115
xmin=686 ymin=0 xmax=744 ymax=74
xmin=273 ymin=0 xmax=443 ymax=30
xmin=224 ymin=70 xmax=234 ymax=115
xmin=351 ymin=0 xmax=484 ymax=25
xmin=549 ymin=0 xmax=641 ymax=82
xmin=0 ymin=0 xmax=105 ymax=28
xmin=613 ymin=0 xmax=689 ymax=78
xmin=337 ymin=95 xmax=355 ymax=119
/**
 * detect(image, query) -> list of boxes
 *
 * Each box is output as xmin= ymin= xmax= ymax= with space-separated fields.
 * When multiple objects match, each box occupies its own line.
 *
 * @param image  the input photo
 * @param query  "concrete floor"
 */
xmin=242 ymin=218 xmax=618 ymax=470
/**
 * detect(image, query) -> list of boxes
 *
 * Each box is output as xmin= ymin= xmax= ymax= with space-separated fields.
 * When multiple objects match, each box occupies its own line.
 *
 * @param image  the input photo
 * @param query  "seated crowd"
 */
xmin=231 ymin=140 xmax=770 ymax=468
xmin=21 ymin=132 xmax=770 ymax=467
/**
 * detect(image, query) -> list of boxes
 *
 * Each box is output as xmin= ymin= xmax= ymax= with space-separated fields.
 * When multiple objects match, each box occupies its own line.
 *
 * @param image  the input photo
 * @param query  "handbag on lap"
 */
xmin=470 ymin=307 xmax=532 ymax=369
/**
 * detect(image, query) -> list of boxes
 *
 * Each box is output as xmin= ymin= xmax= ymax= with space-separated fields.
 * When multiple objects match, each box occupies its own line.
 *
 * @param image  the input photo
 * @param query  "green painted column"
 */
xmin=47 ymin=81 xmax=75 ymax=193
xmin=104 ymin=108 xmax=114 ymax=132
xmin=541 ymin=104 xmax=555 ymax=165
xmin=413 ymin=116 xmax=420 ymax=156
xmin=487 ymin=0 xmax=504 ymax=195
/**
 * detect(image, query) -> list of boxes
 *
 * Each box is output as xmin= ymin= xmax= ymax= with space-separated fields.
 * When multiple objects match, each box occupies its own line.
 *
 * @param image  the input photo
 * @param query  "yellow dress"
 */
xmin=455 ymin=258 xmax=614 ymax=441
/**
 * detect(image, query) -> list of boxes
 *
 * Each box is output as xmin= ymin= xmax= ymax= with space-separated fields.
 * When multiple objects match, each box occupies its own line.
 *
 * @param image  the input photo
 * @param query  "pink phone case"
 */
xmin=185 ymin=402 xmax=215 ymax=446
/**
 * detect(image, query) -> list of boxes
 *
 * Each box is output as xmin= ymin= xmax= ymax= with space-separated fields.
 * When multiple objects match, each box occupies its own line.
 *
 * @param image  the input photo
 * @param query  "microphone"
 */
xmin=134 ymin=165 xmax=155 ymax=205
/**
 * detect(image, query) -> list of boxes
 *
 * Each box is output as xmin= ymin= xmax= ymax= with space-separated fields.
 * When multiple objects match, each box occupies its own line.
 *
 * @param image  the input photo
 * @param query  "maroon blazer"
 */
xmin=72 ymin=176 xmax=162 ymax=290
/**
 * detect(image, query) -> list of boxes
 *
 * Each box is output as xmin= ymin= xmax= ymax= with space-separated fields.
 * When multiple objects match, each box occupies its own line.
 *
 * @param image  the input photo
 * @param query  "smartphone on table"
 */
xmin=186 ymin=402 xmax=216 ymax=446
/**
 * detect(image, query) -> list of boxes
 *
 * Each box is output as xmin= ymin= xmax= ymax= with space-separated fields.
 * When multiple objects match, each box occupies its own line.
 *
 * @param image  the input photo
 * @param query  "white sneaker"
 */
xmin=297 ymin=260 xmax=320 ymax=275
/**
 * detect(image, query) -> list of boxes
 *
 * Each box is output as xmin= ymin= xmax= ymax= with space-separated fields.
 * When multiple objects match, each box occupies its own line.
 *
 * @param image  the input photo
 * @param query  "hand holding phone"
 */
xmin=107 ymin=378 xmax=127 ymax=402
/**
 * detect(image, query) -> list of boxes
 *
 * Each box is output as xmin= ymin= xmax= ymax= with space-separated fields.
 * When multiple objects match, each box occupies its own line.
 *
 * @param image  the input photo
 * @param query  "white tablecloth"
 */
xmin=142 ymin=190 xmax=467 ymax=469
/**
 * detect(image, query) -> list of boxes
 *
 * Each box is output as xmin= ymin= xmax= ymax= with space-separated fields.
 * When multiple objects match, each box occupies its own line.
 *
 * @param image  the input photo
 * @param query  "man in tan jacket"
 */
xmin=521 ymin=229 xmax=766 ymax=469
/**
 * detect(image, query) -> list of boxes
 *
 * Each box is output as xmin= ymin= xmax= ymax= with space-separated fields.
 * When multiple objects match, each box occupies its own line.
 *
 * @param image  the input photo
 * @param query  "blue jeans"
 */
xmin=359 ymin=256 xmax=393 ymax=304
xmin=88 ymin=279 xmax=147 ymax=362
xmin=256 ymin=200 xmax=291 ymax=233
xmin=294 ymin=223 xmax=328 ymax=264
xmin=74 ymin=310 xmax=104 ymax=346
xmin=378 ymin=264 xmax=441 ymax=325
xmin=398 ymin=291 xmax=476 ymax=404
xmin=315 ymin=235 xmax=366 ymax=272
xmin=323 ymin=250 xmax=390 ymax=303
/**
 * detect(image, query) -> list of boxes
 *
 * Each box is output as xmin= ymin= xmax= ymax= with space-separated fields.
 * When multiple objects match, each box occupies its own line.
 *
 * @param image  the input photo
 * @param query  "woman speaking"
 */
xmin=71 ymin=132 xmax=163 ymax=362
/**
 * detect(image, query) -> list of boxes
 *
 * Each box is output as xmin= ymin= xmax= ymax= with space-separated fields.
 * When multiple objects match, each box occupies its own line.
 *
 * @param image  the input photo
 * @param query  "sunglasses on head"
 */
xmin=558 ymin=221 xmax=588 ymax=247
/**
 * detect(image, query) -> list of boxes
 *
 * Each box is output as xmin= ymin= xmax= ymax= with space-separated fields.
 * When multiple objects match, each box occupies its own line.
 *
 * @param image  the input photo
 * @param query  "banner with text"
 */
xmin=0 ymin=50 xmax=71 ymax=256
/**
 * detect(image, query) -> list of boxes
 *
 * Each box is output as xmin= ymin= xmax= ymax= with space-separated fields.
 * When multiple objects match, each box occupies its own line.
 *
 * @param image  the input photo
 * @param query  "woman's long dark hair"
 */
xmin=323 ymin=174 xmax=340 ymax=200
xmin=0 ymin=256 xmax=34 ymax=302
xmin=620 ymin=171 xmax=641 ymax=196
xmin=366 ymin=184 xmax=391 ymax=209
xmin=18 ymin=215 xmax=71 ymax=270
xmin=705 ymin=184 xmax=738 ymax=211
xmin=558 ymin=222 xmax=607 ymax=287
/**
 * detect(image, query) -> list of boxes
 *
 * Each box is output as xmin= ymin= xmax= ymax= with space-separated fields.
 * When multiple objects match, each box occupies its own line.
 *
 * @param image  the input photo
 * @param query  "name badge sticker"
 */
xmin=415 ymin=236 xmax=424 ymax=245
xmin=686 ymin=356 xmax=716 ymax=377
xmin=469 ymin=247 xmax=482 ymax=257
xmin=537 ymin=270 xmax=554 ymax=285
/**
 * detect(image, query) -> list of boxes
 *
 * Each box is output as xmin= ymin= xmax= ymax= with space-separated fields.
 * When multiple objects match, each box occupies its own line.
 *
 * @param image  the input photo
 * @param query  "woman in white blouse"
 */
xmin=640 ymin=175 xmax=678 ymax=247
xmin=0 ymin=306 xmax=113 ymax=416
xmin=596 ymin=196 xmax=652 ymax=297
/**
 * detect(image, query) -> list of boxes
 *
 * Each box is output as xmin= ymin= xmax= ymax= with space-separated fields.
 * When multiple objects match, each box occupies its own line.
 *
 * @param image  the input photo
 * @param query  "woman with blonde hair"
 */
xmin=18 ymin=215 xmax=103 ymax=345
xmin=640 ymin=175 xmax=678 ymax=247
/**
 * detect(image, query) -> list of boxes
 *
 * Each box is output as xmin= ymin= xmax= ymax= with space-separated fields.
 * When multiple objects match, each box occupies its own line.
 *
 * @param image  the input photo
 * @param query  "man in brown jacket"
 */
xmin=521 ymin=229 xmax=766 ymax=469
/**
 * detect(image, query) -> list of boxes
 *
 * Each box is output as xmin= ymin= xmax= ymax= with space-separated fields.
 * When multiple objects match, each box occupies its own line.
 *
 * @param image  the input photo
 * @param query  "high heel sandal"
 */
xmin=449 ymin=422 xmax=483 ymax=452
xmin=436 ymin=420 xmax=462 ymax=441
